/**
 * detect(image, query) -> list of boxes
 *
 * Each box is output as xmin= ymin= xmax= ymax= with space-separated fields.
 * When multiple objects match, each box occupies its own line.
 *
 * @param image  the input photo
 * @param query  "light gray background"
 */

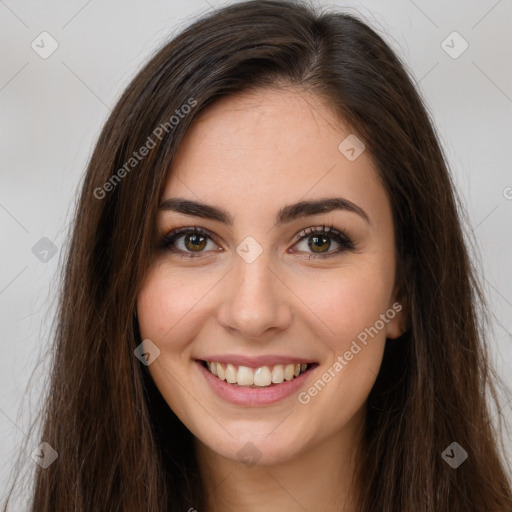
xmin=1 ymin=0 xmax=511 ymax=502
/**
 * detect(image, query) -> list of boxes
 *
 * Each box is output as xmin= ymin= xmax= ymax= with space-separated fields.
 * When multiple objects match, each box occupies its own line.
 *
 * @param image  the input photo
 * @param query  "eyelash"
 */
xmin=159 ymin=223 xmax=355 ymax=260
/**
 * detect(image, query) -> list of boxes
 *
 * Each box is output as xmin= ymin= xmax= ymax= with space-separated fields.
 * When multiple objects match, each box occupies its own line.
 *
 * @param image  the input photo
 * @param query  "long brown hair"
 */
xmin=4 ymin=1 xmax=511 ymax=510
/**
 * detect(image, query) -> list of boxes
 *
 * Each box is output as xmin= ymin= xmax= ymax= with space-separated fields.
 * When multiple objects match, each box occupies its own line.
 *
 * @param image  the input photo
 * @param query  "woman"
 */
xmin=4 ymin=0 xmax=511 ymax=510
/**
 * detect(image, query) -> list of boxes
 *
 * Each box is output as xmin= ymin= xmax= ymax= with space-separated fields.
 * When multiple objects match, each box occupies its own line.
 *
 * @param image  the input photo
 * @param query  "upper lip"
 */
xmin=196 ymin=354 xmax=316 ymax=368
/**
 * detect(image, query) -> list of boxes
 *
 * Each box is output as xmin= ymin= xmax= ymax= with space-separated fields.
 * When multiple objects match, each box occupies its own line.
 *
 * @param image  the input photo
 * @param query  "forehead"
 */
xmin=161 ymin=87 xmax=387 ymax=227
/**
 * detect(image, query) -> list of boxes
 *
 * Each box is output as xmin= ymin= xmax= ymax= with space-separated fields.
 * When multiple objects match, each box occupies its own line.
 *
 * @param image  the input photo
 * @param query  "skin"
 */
xmin=137 ymin=86 xmax=405 ymax=512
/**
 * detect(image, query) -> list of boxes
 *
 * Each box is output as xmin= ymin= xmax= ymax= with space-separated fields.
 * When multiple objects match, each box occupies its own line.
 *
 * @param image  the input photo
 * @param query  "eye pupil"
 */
xmin=309 ymin=235 xmax=330 ymax=253
xmin=185 ymin=233 xmax=207 ymax=251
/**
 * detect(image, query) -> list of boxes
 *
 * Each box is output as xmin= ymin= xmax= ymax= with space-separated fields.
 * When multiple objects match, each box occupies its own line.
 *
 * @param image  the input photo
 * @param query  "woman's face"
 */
xmin=137 ymin=87 xmax=404 ymax=466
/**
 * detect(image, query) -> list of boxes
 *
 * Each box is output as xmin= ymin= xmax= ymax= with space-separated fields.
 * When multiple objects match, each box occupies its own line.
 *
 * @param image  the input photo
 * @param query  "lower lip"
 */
xmin=196 ymin=360 xmax=317 ymax=406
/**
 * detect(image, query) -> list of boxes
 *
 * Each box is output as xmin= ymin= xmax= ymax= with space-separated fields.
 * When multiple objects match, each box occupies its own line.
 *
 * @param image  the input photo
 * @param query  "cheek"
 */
xmin=136 ymin=263 xmax=217 ymax=347
xmin=298 ymin=263 xmax=394 ymax=350
xmin=293 ymin=262 xmax=393 ymax=423
xmin=136 ymin=265 xmax=213 ymax=419
xmin=298 ymin=275 xmax=389 ymax=425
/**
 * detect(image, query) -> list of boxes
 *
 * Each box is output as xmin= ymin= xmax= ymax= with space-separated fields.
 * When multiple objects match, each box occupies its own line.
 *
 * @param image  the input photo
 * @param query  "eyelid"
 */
xmin=294 ymin=224 xmax=353 ymax=245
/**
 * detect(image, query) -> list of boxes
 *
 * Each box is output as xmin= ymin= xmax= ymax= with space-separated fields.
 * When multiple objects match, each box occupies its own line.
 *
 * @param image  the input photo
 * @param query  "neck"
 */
xmin=194 ymin=409 xmax=364 ymax=512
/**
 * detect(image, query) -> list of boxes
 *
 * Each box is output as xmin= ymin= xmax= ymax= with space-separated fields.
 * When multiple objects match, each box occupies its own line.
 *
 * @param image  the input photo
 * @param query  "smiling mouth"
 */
xmin=200 ymin=360 xmax=318 ymax=388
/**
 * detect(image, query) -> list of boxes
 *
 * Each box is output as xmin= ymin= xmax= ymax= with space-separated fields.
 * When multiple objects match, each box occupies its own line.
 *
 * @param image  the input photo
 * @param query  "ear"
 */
xmin=386 ymin=280 xmax=408 ymax=339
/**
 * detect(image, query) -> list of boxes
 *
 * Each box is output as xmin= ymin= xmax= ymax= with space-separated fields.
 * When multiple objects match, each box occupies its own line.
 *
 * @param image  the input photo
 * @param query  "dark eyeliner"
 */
xmin=293 ymin=223 xmax=355 ymax=259
xmin=159 ymin=225 xmax=217 ymax=257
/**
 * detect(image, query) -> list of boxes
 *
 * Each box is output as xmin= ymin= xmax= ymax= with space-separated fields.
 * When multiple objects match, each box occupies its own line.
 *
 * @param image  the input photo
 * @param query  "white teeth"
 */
xmin=254 ymin=366 xmax=272 ymax=387
xmin=237 ymin=365 xmax=254 ymax=386
xmin=271 ymin=365 xmax=284 ymax=384
xmin=225 ymin=363 xmax=237 ymax=383
xmin=204 ymin=361 xmax=310 ymax=387
xmin=216 ymin=362 xmax=225 ymax=380
xmin=284 ymin=364 xmax=295 ymax=381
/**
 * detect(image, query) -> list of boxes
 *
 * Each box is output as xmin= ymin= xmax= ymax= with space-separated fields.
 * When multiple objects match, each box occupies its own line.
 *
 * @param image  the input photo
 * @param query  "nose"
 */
xmin=216 ymin=251 xmax=293 ymax=340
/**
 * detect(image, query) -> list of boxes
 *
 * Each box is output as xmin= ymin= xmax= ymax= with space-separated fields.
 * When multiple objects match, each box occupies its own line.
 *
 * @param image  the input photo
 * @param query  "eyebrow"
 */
xmin=158 ymin=197 xmax=371 ymax=226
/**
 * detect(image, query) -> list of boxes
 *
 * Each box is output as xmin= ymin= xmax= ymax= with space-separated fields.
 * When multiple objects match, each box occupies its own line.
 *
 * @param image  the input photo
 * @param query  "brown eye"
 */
xmin=308 ymin=234 xmax=331 ymax=253
xmin=293 ymin=224 xmax=355 ymax=259
xmin=161 ymin=227 xmax=220 ymax=257
xmin=183 ymin=232 xmax=208 ymax=252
